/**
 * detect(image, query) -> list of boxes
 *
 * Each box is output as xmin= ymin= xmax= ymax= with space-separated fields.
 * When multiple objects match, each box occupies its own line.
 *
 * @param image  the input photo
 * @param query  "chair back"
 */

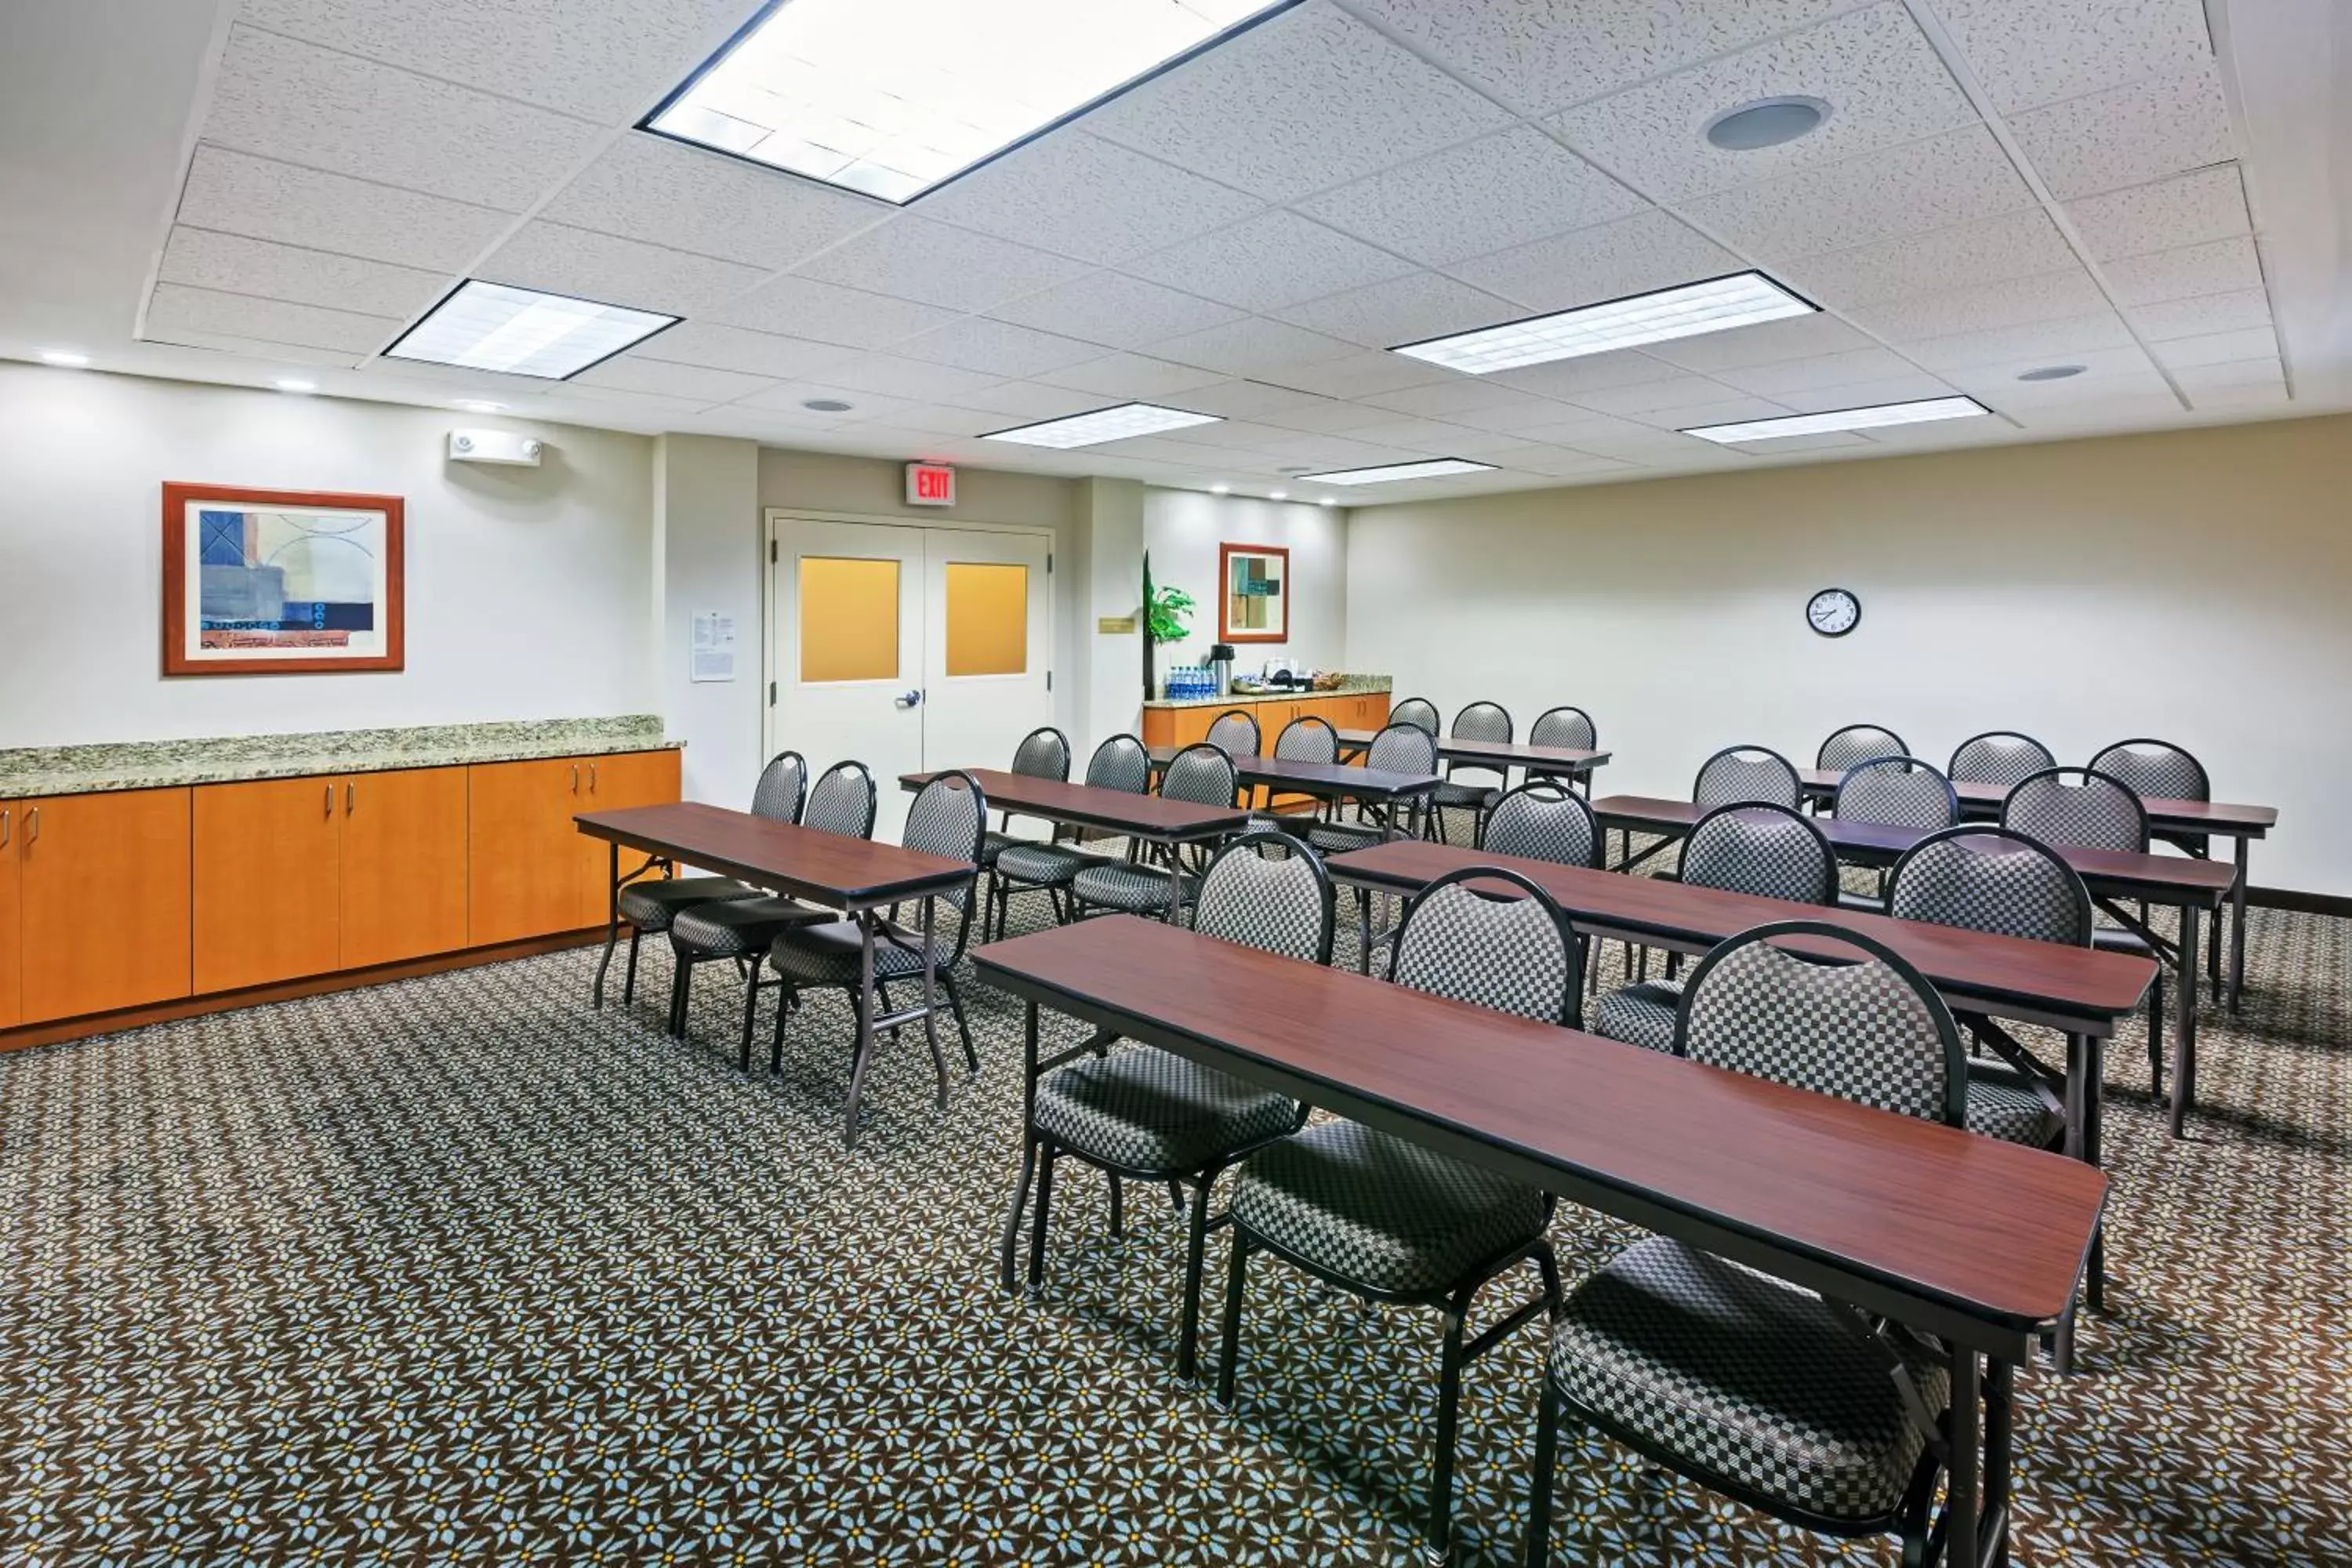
xmin=1834 ymin=755 xmax=1958 ymax=830
xmin=1529 ymin=706 xmax=1598 ymax=752
xmin=1887 ymin=826 xmax=2092 ymax=946
xmin=2089 ymin=739 xmax=2209 ymax=804
xmin=1204 ymin=709 xmax=1261 ymax=758
xmin=901 ymin=771 xmax=989 ymax=922
xmin=1448 ymin=700 xmax=1512 ymax=744
xmin=1483 ymin=783 xmax=1599 ymax=868
xmin=1675 ymin=921 xmax=1966 ymax=1127
xmin=750 ymin=750 xmax=808 ymax=824
xmin=1273 ymin=715 xmax=1338 ymax=765
xmin=1682 ymin=803 xmax=1837 ymax=905
xmin=1692 ymin=745 xmax=1801 ymax=809
xmin=1363 ymin=721 xmax=1437 ymax=775
xmin=1194 ymin=829 xmax=1335 ymax=964
xmin=1390 ymin=697 xmax=1440 ymax=735
xmin=1947 ymin=731 xmax=2056 ymax=789
xmin=802 ymin=760 xmax=878 ymax=839
xmin=1160 ymin=742 xmax=1240 ymax=809
xmin=1817 ymin=724 xmax=1907 ymax=772
xmin=1084 ymin=734 xmax=1152 ymax=794
xmin=1390 ymin=866 xmax=1581 ymax=1025
xmin=2002 ymin=767 xmax=2148 ymax=855
xmin=1009 ymin=726 xmax=1072 ymax=782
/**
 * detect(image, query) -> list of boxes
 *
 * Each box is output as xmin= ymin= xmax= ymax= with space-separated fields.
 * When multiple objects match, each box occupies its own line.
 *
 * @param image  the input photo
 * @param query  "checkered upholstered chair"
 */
xmin=1483 ymin=783 xmax=1600 ymax=869
xmin=1431 ymin=699 xmax=1512 ymax=844
xmin=1390 ymin=696 xmax=1440 ymax=735
xmin=766 ymin=771 xmax=987 ymax=1094
xmin=1011 ymin=829 xmax=1335 ymax=1381
xmin=2092 ymin=737 xmax=2225 ymax=980
xmin=986 ymin=735 xmax=1146 ymax=942
xmin=978 ymin=726 xmax=1069 ymax=871
xmin=1817 ymin=724 xmax=1909 ymax=773
xmin=604 ymin=750 xmax=805 ymax=1007
xmin=1948 ymin=731 xmax=2056 ymax=789
xmin=1525 ymin=922 xmax=1963 ymax=1568
xmin=1069 ymin=742 xmax=1236 ymax=923
xmin=1221 ymin=867 xmax=1577 ymax=1564
xmin=1305 ymin=721 xmax=1436 ymax=857
xmin=1203 ymin=709 xmax=1261 ymax=758
xmin=1693 ymin=744 xmax=1802 ymax=809
xmin=1523 ymin=706 xmax=1599 ymax=792
xmin=668 ymin=759 xmax=875 ymax=1067
xmin=1592 ymin=804 xmax=1835 ymax=1053
xmin=1250 ymin=714 xmax=1340 ymax=831
xmin=1831 ymin=756 xmax=1959 ymax=912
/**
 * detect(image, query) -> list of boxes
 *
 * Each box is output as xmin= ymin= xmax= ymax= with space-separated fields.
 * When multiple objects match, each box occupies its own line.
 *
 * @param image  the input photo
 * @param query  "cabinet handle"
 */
xmin=0 ymin=808 xmax=9 ymax=849
xmin=325 ymin=782 xmax=335 ymax=816
xmin=346 ymin=781 xmax=355 ymax=813
xmin=570 ymin=764 xmax=580 ymax=793
xmin=24 ymin=807 xmax=36 ymax=844
xmin=588 ymin=762 xmax=598 ymax=793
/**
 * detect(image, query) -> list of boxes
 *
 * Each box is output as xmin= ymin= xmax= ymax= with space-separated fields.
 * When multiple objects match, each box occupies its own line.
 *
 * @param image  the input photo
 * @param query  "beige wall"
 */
xmin=1143 ymin=489 xmax=1348 ymax=680
xmin=1345 ymin=413 xmax=2352 ymax=895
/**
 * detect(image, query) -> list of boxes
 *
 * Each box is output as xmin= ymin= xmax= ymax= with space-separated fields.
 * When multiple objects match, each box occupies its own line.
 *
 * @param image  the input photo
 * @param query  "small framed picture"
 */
xmin=162 ymin=482 xmax=405 ymax=675
xmin=1218 ymin=541 xmax=1289 ymax=644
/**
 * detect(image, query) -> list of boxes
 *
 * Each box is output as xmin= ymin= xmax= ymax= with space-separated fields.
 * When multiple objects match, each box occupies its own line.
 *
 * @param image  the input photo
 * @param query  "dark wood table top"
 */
xmin=575 ymin=801 xmax=973 ymax=906
xmin=1797 ymin=769 xmax=2277 ymax=837
xmin=1330 ymin=839 xmax=2155 ymax=1032
xmin=976 ymin=916 xmax=2103 ymax=1353
xmin=1145 ymin=746 xmax=1438 ymax=800
xmin=1334 ymin=731 xmax=1613 ymax=772
xmin=900 ymin=768 xmax=1248 ymax=840
xmin=1590 ymin=795 xmax=2238 ymax=908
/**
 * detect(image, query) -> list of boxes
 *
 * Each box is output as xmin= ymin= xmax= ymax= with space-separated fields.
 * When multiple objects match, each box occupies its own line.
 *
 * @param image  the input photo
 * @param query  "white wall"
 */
xmin=654 ymin=434 xmax=761 ymax=805
xmin=0 ymin=364 xmax=656 ymax=746
xmin=1346 ymin=414 xmax=2352 ymax=896
xmin=1142 ymin=490 xmax=1348 ymax=677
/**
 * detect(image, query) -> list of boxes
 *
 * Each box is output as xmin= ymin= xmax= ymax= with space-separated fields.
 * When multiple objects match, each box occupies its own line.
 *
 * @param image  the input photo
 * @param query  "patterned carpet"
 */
xmin=0 ymin=886 xmax=2345 ymax=1566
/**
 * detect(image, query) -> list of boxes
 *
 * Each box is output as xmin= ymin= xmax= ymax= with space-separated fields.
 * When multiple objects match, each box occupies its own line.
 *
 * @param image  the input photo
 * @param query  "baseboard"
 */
xmin=0 ymin=930 xmax=607 ymax=1053
xmin=2249 ymin=885 xmax=2352 ymax=918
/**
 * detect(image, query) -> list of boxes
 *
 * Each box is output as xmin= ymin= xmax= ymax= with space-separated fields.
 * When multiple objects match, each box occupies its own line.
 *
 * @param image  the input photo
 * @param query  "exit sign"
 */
xmin=906 ymin=462 xmax=956 ymax=507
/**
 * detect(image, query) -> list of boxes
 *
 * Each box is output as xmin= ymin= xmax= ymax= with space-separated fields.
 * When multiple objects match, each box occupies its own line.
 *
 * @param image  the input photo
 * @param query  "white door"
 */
xmin=920 ymin=528 xmax=1054 ymax=780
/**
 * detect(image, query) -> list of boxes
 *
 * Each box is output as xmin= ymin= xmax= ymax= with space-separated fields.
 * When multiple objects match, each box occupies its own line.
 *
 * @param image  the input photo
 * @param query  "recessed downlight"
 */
xmin=1704 ymin=96 xmax=1830 ymax=151
xmin=802 ymin=397 xmax=856 ymax=412
xmin=2017 ymin=364 xmax=2087 ymax=382
xmin=38 ymin=349 xmax=90 ymax=368
xmin=274 ymin=378 xmax=318 ymax=394
xmin=1269 ymin=490 xmax=1287 ymax=501
xmin=1210 ymin=484 xmax=1230 ymax=494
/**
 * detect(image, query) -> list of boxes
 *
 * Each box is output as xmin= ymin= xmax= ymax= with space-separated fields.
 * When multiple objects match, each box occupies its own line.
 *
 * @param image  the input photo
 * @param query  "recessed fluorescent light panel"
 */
xmin=1393 ymin=271 xmax=1815 ymax=375
xmin=384 ymin=281 xmax=678 ymax=380
xmin=982 ymin=402 xmax=1220 ymax=449
xmin=1298 ymin=458 xmax=1497 ymax=485
xmin=1682 ymin=396 xmax=1990 ymax=444
xmin=648 ymin=0 xmax=1290 ymax=204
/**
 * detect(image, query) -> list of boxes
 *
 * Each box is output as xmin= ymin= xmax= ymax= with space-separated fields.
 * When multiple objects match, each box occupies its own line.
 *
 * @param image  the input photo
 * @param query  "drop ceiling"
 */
xmin=3 ymin=0 xmax=2344 ymax=506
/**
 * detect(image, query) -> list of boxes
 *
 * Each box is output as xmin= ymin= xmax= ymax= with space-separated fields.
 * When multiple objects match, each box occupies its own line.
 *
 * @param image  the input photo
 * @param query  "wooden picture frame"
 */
xmin=1217 ymin=541 xmax=1290 ymax=644
xmin=162 ymin=482 xmax=405 ymax=676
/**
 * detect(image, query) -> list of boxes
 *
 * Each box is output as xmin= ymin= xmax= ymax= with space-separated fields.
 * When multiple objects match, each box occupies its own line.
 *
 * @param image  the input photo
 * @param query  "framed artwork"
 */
xmin=162 ymin=482 xmax=405 ymax=675
xmin=1218 ymin=541 xmax=1289 ymax=644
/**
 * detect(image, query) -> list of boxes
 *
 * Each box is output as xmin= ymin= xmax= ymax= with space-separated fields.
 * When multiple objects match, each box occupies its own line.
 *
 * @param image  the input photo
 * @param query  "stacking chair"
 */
xmin=1203 ymin=708 xmax=1261 ymax=758
xmin=668 ymin=759 xmax=876 ymax=1067
xmin=1829 ymin=755 xmax=1959 ymax=910
xmin=1250 ymin=713 xmax=1339 ymax=829
xmin=1592 ymin=803 xmax=1835 ymax=1052
xmin=765 ymin=770 xmax=988 ymax=1102
xmin=2092 ymin=738 xmax=2221 ymax=978
xmin=1221 ymin=867 xmax=1579 ymax=1564
xmin=1948 ymin=731 xmax=2056 ymax=789
xmin=1430 ymin=699 xmax=1512 ymax=844
xmin=1482 ymin=782 xmax=1600 ymax=869
xmin=986 ymin=734 xmax=1149 ymax=942
xmin=978 ymin=726 xmax=1070 ymax=873
xmin=1490 ymin=706 xmax=1599 ymax=804
xmin=1692 ymin=744 xmax=1802 ymax=808
xmin=1525 ymin=922 xmax=1965 ymax=1568
xmin=1816 ymin=723 xmax=1908 ymax=773
xmin=1010 ymin=830 xmax=1334 ymax=1381
xmin=1390 ymin=696 xmax=1441 ymax=735
xmin=604 ymin=750 xmax=804 ymax=1007
xmin=1305 ymin=721 xmax=1436 ymax=856
xmin=1069 ymin=742 xmax=1238 ymax=923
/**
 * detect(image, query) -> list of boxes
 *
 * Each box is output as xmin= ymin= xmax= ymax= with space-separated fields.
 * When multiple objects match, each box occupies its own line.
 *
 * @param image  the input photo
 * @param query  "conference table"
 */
xmin=1334 ymin=728 xmax=1613 ymax=789
xmin=1592 ymin=795 xmax=2237 ymax=1137
xmin=976 ymin=914 xmax=2105 ymax=1568
xmin=1800 ymin=768 xmax=2277 ymax=1014
xmin=576 ymin=800 xmax=975 ymax=1145
xmin=1144 ymin=745 xmax=1439 ymax=838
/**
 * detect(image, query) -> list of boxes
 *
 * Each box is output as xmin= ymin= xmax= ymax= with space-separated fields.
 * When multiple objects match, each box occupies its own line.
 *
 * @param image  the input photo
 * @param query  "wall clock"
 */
xmin=1806 ymin=587 xmax=1860 ymax=638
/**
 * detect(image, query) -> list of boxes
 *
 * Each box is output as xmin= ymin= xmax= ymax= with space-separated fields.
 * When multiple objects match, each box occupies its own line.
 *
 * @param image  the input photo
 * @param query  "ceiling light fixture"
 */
xmin=646 ymin=0 xmax=1289 ymax=205
xmin=385 ymin=281 xmax=677 ymax=380
xmin=455 ymin=398 xmax=506 ymax=412
xmin=1392 ymin=271 xmax=1816 ymax=374
xmin=1210 ymin=484 xmax=1230 ymax=494
xmin=1317 ymin=497 xmax=1336 ymax=506
xmin=1682 ymin=396 xmax=1990 ymax=444
xmin=1297 ymin=457 xmax=1498 ymax=485
xmin=274 ymin=378 xmax=318 ymax=394
xmin=1269 ymin=491 xmax=1287 ymax=501
xmin=2017 ymin=364 xmax=2086 ymax=382
xmin=981 ymin=401 xmax=1220 ymax=449
xmin=38 ymin=349 xmax=90 ymax=368
xmin=1704 ymin=96 xmax=1830 ymax=151
xmin=802 ymin=397 xmax=856 ymax=412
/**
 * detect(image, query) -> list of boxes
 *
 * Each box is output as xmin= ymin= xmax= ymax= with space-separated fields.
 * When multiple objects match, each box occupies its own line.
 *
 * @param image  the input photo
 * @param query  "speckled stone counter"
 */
xmin=0 ymin=717 xmax=681 ymax=800
xmin=1142 ymin=675 xmax=1392 ymax=710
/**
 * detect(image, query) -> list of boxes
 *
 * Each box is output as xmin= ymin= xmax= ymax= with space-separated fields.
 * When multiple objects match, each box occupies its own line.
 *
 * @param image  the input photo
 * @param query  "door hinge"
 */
xmin=768 ymin=681 xmax=777 ymax=705
xmin=1046 ymin=552 xmax=1053 ymax=573
xmin=769 ymin=540 xmax=778 ymax=562
xmin=1046 ymin=670 xmax=1053 ymax=691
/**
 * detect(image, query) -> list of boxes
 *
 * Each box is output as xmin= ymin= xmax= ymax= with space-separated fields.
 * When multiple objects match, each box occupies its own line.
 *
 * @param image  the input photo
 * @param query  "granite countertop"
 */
xmin=0 ymin=717 xmax=681 ymax=800
xmin=1142 ymin=675 xmax=1392 ymax=710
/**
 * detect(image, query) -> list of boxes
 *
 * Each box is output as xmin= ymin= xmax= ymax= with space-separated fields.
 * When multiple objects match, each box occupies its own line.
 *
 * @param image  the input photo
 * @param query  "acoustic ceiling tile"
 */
xmin=136 ymin=329 xmax=366 ymax=369
xmin=477 ymin=221 xmax=767 ymax=318
xmin=2184 ymin=376 xmax=2289 ymax=412
xmin=1503 ymin=446 xmax=1645 ymax=477
xmin=1641 ymin=310 xmax=1876 ymax=372
xmin=1780 ymin=207 xmax=2078 ymax=308
xmin=1123 ymin=210 xmax=1414 ymax=314
xmin=917 ymin=132 xmax=1263 ymax=267
xmin=2063 ymin=165 xmax=2250 ymax=261
xmin=1274 ymin=271 xmax=1517 ymax=349
xmin=1901 ymin=309 xmax=2136 ymax=370
xmin=1251 ymin=349 xmax=1458 ymax=398
xmin=570 ymin=357 xmax=774 ymax=404
xmin=1171 ymin=380 xmax=1341 ymax=421
xmin=1552 ymin=4 xmax=1974 ymax=202
xmin=1445 ymin=209 xmax=1742 ymax=313
xmin=735 ymin=382 xmax=913 ymax=421
xmin=1707 ymin=346 xmax=1927 ymax=395
xmin=1141 ymin=318 xmax=1363 ymax=379
xmin=158 ymin=227 xmax=448 ymax=320
xmin=892 ymin=318 xmax=1106 ymax=379
xmin=631 ymin=322 xmax=860 ymax=381
xmin=1294 ymin=126 xmax=1647 ymax=267
xmin=2007 ymin=61 xmax=2234 ymax=200
xmin=1030 ymin=353 xmax=1232 ymax=397
xmin=1976 ymin=368 xmax=2174 ymax=408
xmin=1761 ymin=375 xmax=1961 ymax=412
xmin=2150 ymin=325 xmax=2278 ymax=369
xmin=1358 ymin=377 xmax=1566 ymax=421
xmin=816 ymin=354 xmax=1007 ymax=402
xmin=176 ymin=146 xmax=511 ymax=274
xmin=710 ymin=275 xmax=962 ymax=349
xmin=1935 ymin=342 xmax=2160 ymax=392
xmin=990 ymin=272 xmax=1244 ymax=350
xmin=1334 ymin=416 xmax=1488 ymax=451
xmin=1083 ymin=2 xmax=1514 ymax=202
xmin=1617 ymin=394 xmax=1799 ymax=430
xmin=2129 ymin=288 xmax=2273 ymax=342
xmin=1559 ymin=373 xmax=1757 ymax=416
xmin=1931 ymin=0 xmax=2215 ymax=114
xmin=144 ymin=281 xmax=394 ymax=354
xmin=793 ymin=217 xmax=1091 ymax=313
xmin=1849 ymin=267 xmax=2110 ymax=341
xmin=541 ymin=134 xmax=884 ymax=270
xmin=203 ymin=27 xmax=604 ymax=212
xmin=943 ymin=381 xmax=1113 ymax=419
xmin=1679 ymin=125 xmax=2034 ymax=262
xmin=2172 ymin=356 xmax=2285 ymax=394
xmin=868 ymin=404 xmax=1014 ymax=438
xmin=1160 ymin=417 xmax=1312 ymax=451
xmin=2103 ymin=236 xmax=2263 ymax=307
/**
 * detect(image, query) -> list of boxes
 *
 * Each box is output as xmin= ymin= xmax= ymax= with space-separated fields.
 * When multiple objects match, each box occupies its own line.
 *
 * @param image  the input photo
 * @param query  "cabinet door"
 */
xmin=0 ymin=805 xmax=20 ymax=1029
xmin=19 ymin=789 xmax=192 ymax=1023
xmin=193 ymin=779 xmax=343 ymax=993
xmin=572 ymin=750 xmax=681 ymax=927
xmin=342 ymin=766 xmax=470 ymax=969
xmin=468 ymin=759 xmax=586 ymax=945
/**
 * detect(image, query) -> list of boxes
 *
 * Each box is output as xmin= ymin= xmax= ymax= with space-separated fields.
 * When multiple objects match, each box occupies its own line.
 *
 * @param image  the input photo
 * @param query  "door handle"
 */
xmin=896 ymin=689 xmax=924 ymax=709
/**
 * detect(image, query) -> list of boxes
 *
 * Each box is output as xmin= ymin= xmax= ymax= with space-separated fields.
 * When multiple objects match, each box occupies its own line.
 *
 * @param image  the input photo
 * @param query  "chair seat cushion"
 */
xmin=1035 ymin=1046 xmax=1298 ymax=1174
xmin=768 ymin=920 xmax=940 ymax=985
xmin=1432 ymin=779 xmax=1490 ymax=808
xmin=2092 ymin=925 xmax=2154 ymax=956
xmin=979 ymin=829 xmax=1020 ymax=867
xmin=1305 ymin=819 xmax=1384 ymax=855
xmin=1965 ymin=1066 xmax=2062 ymax=1147
xmin=994 ymin=841 xmax=1105 ymax=886
xmin=1591 ymin=981 xmax=1683 ymax=1053
xmin=1070 ymin=861 xmax=1195 ymax=913
xmin=619 ymin=876 xmax=759 ymax=931
xmin=1549 ymin=1236 xmax=1947 ymax=1524
xmin=1835 ymin=887 xmax=1890 ymax=913
xmin=1234 ymin=1120 xmax=1548 ymax=1296
xmin=670 ymin=895 xmax=833 ymax=956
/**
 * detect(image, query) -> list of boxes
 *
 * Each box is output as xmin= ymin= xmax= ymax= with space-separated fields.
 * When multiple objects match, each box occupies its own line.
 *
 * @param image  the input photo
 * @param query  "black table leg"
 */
xmin=593 ymin=840 xmax=619 ymax=1007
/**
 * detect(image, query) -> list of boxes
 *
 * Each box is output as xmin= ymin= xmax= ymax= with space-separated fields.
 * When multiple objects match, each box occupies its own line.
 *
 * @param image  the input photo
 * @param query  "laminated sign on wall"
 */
xmin=691 ymin=612 xmax=736 ymax=683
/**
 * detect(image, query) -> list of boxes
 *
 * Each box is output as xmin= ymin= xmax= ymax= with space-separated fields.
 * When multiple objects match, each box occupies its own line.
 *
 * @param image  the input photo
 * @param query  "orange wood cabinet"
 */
xmin=194 ymin=778 xmax=344 ymax=993
xmin=1141 ymin=693 xmax=1392 ymax=753
xmin=570 ymin=750 xmax=682 ymax=927
xmin=470 ymin=750 xmax=682 ymax=944
xmin=0 ymin=804 xmax=20 ymax=1029
xmin=341 ymin=765 xmax=469 ymax=969
xmin=16 ymin=789 xmax=192 ymax=1025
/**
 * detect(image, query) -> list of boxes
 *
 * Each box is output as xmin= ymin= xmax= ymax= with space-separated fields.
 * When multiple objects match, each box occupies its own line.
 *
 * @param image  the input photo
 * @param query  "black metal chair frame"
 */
xmin=981 ymin=725 xmax=1072 ymax=866
xmin=1390 ymin=696 xmax=1441 ymax=735
xmin=1254 ymin=713 xmax=1341 ymax=829
xmin=1434 ymin=699 xmax=1513 ymax=847
xmin=1946 ymin=730 xmax=2057 ymax=788
xmin=1067 ymin=742 xmax=1240 ymax=925
xmin=1816 ymin=723 xmax=1911 ymax=773
xmin=985 ymin=735 xmax=1147 ymax=943
xmin=1205 ymin=708 xmax=1262 ymax=758
xmin=2091 ymin=738 xmax=2224 ymax=987
xmin=1831 ymin=754 xmax=1959 ymax=909
xmin=1525 ymin=706 xmax=1599 ymax=795
xmin=1630 ymin=799 xmax=1836 ymax=986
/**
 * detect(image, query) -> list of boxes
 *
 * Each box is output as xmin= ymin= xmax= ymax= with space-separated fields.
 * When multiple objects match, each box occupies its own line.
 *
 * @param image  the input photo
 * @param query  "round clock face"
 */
xmin=1807 ymin=587 xmax=1860 ymax=637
